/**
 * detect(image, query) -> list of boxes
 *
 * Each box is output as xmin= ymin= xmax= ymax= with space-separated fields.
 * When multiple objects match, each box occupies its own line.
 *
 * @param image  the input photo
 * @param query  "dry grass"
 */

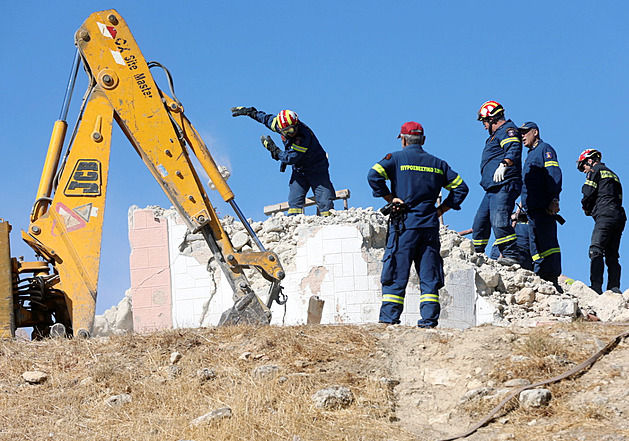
xmin=465 ymin=323 xmax=629 ymax=439
xmin=0 ymin=325 xmax=416 ymax=441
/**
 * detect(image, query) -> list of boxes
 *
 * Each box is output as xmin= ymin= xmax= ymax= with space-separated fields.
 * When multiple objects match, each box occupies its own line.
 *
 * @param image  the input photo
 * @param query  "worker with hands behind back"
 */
xmin=578 ymin=149 xmax=626 ymax=294
xmin=472 ymin=101 xmax=523 ymax=266
xmin=519 ymin=122 xmax=563 ymax=292
xmin=231 ymin=106 xmax=335 ymax=216
xmin=367 ymin=122 xmax=468 ymax=328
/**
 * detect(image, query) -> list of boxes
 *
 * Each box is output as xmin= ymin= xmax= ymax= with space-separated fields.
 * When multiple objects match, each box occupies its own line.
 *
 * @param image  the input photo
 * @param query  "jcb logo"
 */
xmin=64 ymin=160 xmax=101 ymax=196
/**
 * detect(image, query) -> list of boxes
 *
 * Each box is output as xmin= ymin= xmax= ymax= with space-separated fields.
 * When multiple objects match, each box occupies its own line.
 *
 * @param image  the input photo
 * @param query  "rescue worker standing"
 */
xmin=578 ymin=149 xmax=626 ymax=294
xmin=519 ymin=122 xmax=563 ymax=292
xmin=472 ymin=101 xmax=523 ymax=265
xmin=368 ymin=122 xmax=468 ymax=327
xmin=231 ymin=107 xmax=335 ymax=216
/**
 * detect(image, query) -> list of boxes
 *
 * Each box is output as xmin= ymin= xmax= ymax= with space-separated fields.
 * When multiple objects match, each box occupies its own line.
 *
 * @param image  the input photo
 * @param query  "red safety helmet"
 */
xmin=477 ymin=100 xmax=505 ymax=122
xmin=576 ymin=149 xmax=601 ymax=171
xmin=276 ymin=109 xmax=299 ymax=135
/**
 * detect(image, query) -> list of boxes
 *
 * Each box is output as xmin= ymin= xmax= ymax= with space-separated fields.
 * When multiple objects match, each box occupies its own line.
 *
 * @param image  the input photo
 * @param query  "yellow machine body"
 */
xmin=4 ymin=10 xmax=284 ymax=338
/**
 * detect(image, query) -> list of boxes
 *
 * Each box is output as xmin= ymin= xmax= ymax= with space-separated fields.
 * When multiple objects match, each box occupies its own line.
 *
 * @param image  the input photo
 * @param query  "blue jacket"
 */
xmin=368 ymin=144 xmax=469 ymax=229
xmin=521 ymin=140 xmax=562 ymax=211
xmin=479 ymin=120 xmax=522 ymax=191
xmin=253 ymin=110 xmax=329 ymax=174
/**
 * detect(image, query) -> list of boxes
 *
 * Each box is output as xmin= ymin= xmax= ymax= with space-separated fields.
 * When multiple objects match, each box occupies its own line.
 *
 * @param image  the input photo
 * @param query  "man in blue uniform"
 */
xmin=367 ymin=122 xmax=468 ymax=328
xmin=472 ymin=101 xmax=523 ymax=265
xmin=578 ymin=149 xmax=626 ymax=294
xmin=231 ymin=107 xmax=335 ymax=216
xmin=519 ymin=122 xmax=563 ymax=292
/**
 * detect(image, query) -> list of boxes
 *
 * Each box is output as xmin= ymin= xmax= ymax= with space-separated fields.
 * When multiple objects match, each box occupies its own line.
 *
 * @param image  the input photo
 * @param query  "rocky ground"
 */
xmin=2 ymin=323 xmax=628 ymax=440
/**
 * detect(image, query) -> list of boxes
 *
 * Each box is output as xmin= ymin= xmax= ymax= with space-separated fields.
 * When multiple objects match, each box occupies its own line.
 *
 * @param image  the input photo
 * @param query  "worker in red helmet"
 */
xmin=368 ymin=122 xmax=469 ymax=328
xmin=472 ymin=100 xmax=523 ymax=266
xmin=231 ymin=106 xmax=335 ymax=216
xmin=577 ymin=149 xmax=626 ymax=294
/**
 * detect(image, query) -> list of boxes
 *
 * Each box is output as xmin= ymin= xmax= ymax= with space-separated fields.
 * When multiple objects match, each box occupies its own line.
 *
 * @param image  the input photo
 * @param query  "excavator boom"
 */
xmin=1 ymin=9 xmax=284 ymax=338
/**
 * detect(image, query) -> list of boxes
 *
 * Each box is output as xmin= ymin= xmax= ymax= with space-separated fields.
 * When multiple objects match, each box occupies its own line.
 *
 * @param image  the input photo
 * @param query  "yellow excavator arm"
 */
xmin=0 ymin=9 xmax=285 ymax=339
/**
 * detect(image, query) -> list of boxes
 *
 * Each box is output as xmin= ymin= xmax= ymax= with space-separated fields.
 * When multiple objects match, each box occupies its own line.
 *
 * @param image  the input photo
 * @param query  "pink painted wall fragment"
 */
xmin=128 ymin=208 xmax=172 ymax=333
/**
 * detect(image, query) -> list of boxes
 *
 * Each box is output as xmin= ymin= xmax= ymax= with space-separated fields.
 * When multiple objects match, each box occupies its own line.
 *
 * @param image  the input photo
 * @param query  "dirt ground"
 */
xmin=1 ymin=322 xmax=628 ymax=441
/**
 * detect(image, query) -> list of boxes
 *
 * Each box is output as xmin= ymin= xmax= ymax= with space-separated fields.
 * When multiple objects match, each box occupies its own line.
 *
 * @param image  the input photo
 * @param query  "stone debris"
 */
xmin=109 ymin=206 xmax=629 ymax=334
xmin=519 ymin=388 xmax=552 ymax=408
xmin=170 ymin=352 xmax=182 ymax=364
xmin=22 ymin=371 xmax=48 ymax=384
xmin=191 ymin=406 xmax=232 ymax=426
xmin=252 ymin=364 xmax=280 ymax=380
xmin=93 ymin=289 xmax=134 ymax=337
xmin=105 ymin=393 xmax=132 ymax=408
xmin=311 ymin=385 xmax=355 ymax=409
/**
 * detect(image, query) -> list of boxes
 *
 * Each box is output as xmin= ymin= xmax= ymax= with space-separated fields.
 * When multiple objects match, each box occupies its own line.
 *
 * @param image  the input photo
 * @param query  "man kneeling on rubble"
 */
xmin=368 ymin=122 xmax=469 ymax=328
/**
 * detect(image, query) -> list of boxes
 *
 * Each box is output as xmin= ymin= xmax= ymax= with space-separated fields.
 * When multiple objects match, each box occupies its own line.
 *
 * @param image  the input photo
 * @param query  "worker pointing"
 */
xmin=472 ymin=101 xmax=523 ymax=266
xmin=231 ymin=106 xmax=336 ymax=216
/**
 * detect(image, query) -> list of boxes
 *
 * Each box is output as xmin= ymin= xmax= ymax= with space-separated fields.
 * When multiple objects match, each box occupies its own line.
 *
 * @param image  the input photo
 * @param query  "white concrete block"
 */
xmin=323 ymin=253 xmax=343 ymax=265
xmin=342 ymin=254 xmax=354 ymax=277
xmin=334 ymin=276 xmax=355 ymax=293
xmin=353 ymin=254 xmax=368 ymax=276
xmin=321 ymin=225 xmax=357 ymax=240
xmin=322 ymin=239 xmax=342 ymax=255
xmin=341 ymin=237 xmax=362 ymax=253
xmin=354 ymin=275 xmax=369 ymax=292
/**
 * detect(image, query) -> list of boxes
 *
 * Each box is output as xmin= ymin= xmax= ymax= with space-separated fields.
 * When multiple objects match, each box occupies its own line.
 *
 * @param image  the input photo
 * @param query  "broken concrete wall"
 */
xmin=118 ymin=205 xmax=629 ymax=335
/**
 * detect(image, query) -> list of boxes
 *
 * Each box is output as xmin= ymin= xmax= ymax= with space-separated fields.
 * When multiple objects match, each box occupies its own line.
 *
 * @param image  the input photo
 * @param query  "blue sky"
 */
xmin=3 ymin=1 xmax=628 ymax=313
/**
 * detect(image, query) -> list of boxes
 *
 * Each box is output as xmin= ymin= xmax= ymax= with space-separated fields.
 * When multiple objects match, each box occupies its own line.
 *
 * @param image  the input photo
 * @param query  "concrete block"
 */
xmin=353 ymin=254 xmax=368 ymax=276
xmin=323 ymin=253 xmax=343 ymax=265
xmin=341 ymin=237 xmax=361 ymax=253
xmin=334 ymin=276 xmax=355 ymax=293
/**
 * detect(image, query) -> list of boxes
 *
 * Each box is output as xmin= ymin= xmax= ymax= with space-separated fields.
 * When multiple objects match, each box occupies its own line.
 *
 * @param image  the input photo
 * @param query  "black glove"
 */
xmin=231 ymin=106 xmax=257 ymax=118
xmin=261 ymin=136 xmax=281 ymax=160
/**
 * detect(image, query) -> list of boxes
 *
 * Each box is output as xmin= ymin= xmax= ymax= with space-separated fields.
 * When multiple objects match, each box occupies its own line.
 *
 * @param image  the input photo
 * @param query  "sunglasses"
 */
xmin=280 ymin=125 xmax=297 ymax=135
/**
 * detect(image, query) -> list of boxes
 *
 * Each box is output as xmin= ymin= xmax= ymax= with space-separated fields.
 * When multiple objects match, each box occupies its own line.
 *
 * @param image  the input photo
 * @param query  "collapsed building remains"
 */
xmin=93 ymin=206 xmax=629 ymax=336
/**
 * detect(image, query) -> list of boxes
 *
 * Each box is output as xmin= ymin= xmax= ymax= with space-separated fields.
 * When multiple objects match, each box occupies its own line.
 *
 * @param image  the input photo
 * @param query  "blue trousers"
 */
xmin=489 ymin=222 xmax=533 ymax=270
xmin=472 ymin=182 xmax=519 ymax=259
xmin=527 ymin=210 xmax=561 ymax=278
xmin=288 ymin=170 xmax=335 ymax=216
xmin=379 ymin=226 xmax=443 ymax=327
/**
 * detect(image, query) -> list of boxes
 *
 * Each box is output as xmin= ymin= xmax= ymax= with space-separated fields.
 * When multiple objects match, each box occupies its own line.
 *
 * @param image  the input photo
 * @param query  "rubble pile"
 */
xmin=97 ymin=207 xmax=629 ymax=334
xmin=212 ymin=208 xmax=629 ymax=327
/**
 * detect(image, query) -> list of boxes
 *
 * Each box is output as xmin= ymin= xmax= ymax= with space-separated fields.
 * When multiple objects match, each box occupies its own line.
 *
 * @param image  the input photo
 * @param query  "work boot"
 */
xmin=609 ymin=287 xmax=622 ymax=294
xmin=497 ymin=256 xmax=519 ymax=266
xmin=589 ymin=285 xmax=603 ymax=295
xmin=541 ymin=275 xmax=564 ymax=294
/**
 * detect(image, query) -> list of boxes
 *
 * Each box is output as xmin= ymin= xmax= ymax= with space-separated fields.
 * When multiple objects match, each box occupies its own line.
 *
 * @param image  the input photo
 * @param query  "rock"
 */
xmin=231 ymin=231 xmax=250 ymax=251
xmin=519 ymin=388 xmax=552 ymax=408
xmin=589 ymin=292 xmax=627 ymax=321
xmin=460 ymin=387 xmax=495 ymax=403
xmin=311 ymin=386 xmax=355 ymax=410
xmin=105 ymin=393 xmax=132 ymax=408
xmin=22 ymin=371 xmax=48 ymax=384
xmin=191 ymin=406 xmax=232 ymax=426
xmin=516 ymin=288 xmax=535 ymax=305
xmin=550 ymin=298 xmax=578 ymax=317
xmin=252 ymin=365 xmax=279 ymax=380
xmin=264 ymin=218 xmax=284 ymax=233
xmin=504 ymin=379 xmax=531 ymax=387
xmin=196 ymin=368 xmax=216 ymax=381
xmin=170 ymin=352 xmax=182 ymax=364
xmin=165 ymin=365 xmax=182 ymax=379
